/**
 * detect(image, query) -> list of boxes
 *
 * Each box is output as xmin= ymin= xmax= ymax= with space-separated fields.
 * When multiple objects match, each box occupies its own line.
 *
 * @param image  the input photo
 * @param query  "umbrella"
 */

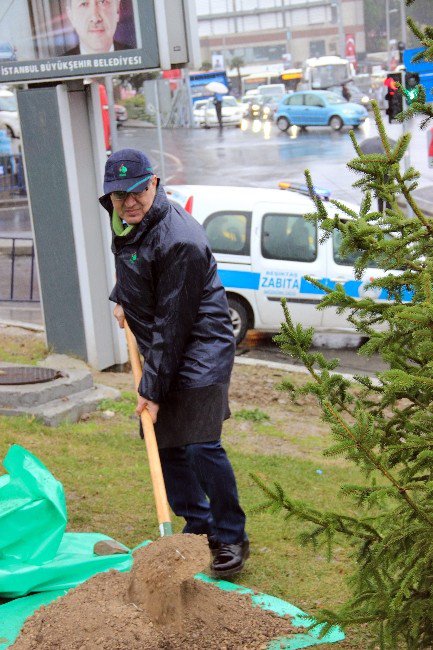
xmin=359 ymin=136 xmax=396 ymax=154
xmin=205 ymin=81 xmax=229 ymax=95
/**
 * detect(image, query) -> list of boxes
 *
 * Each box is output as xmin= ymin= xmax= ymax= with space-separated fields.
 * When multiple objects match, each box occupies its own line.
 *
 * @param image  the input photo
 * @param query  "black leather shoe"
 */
xmin=210 ymin=540 xmax=250 ymax=578
xmin=207 ymin=535 xmax=220 ymax=557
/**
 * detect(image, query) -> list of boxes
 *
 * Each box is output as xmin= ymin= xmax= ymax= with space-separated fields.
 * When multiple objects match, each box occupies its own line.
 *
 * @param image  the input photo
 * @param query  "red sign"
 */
xmin=345 ymin=33 xmax=357 ymax=70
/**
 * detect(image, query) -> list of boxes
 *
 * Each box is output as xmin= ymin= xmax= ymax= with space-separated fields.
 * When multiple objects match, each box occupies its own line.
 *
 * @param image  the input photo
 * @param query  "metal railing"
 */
xmin=0 ymin=154 xmax=26 ymax=194
xmin=0 ymin=236 xmax=39 ymax=302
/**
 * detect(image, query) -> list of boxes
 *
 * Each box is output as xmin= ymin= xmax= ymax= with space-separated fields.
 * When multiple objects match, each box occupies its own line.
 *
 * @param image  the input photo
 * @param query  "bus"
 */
xmin=301 ymin=56 xmax=354 ymax=90
xmin=242 ymin=68 xmax=302 ymax=95
xmin=189 ymin=70 xmax=229 ymax=103
xmin=241 ymin=71 xmax=283 ymax=95
xmin=280 ymin=68 xmax=302 ymax=91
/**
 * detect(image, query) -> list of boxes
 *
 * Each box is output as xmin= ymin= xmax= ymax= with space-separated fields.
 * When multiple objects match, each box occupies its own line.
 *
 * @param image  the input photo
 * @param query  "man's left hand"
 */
xmin=136 ymin=395 xmax=159 ymax=424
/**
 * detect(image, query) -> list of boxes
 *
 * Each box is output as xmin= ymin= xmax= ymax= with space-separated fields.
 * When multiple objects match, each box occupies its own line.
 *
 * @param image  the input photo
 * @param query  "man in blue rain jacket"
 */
xmin=99 ymin=148 xmax=249 ymax=578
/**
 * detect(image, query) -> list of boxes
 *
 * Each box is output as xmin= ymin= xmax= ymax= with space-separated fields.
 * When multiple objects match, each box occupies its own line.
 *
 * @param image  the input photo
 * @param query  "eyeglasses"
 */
xmin=110 ymin=187 xmax=150 ymax=201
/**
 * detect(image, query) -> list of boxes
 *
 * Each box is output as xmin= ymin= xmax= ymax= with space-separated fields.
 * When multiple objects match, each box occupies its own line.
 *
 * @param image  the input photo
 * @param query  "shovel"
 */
xmin=124 ymin=321 xmax=173 ymax=537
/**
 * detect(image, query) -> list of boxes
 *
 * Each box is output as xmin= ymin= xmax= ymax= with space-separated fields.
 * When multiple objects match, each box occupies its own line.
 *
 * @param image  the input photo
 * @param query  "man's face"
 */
xmin=111 ymin=177 xmax=158 ymax=226
xmin=67 ymin=0 xmax=120 ymax=54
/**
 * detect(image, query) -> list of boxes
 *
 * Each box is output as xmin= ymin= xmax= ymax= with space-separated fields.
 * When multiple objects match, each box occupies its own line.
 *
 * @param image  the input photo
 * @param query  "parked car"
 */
xmin=245 ymin=95 xmax=274 ymax=121
xmin=114 ymin=104 xmax=128 ymax=126
xmin=0 ymin=89 xmax=20 ymax=138
xmin=203 ymin=95 xmax=243 ymax=128
xmin=275 ymin=90 xmax=368 ymax=132
xmin=327 ymin=83 xmax=371 ymax=108
xmin=239 ymin=95 xmax=252 ymax=117
xmin=165 ymin=184 xmax=386 ymax=344
xmin=193 ymin=99 xmax=209 ymax=127
xmin=0 ymin=43 xmax=17 ymax=62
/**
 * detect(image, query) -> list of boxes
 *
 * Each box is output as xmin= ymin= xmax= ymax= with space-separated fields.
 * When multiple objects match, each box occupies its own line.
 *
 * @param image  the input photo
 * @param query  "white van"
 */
xmin=257 ymin=83 xmax=286 ymax=97
xmin=166 ymin=185 xmax=389 ymax=343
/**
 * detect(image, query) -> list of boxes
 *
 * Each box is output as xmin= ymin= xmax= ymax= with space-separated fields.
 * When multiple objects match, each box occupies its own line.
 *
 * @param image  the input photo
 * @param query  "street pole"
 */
xmin=335 ymin=0 xmax=345 ymax=59
xmin=385 ymin=0 xmax=391 ymax=69
xmin=105 ymin=75 xmax=118 ymax=153
xmin=280 ymin=0 xmax=291 ymax=67
xmin=400 ymin=0 xmax=407 ymax=46
xmin=153 ymin=78 xmax=166 ymax=185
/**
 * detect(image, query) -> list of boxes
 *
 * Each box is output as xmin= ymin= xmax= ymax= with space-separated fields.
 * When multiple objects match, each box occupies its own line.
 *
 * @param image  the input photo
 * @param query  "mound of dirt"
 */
xmin=12 ymin=534 xmax=298 ymax=650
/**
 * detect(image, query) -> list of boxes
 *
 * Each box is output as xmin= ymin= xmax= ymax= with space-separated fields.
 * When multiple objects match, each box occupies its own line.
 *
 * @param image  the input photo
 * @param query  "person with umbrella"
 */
xmin=205 ymin=81 xmax=229 ymax=132
xmin=213 ymin=92 xmax=224 ymax=130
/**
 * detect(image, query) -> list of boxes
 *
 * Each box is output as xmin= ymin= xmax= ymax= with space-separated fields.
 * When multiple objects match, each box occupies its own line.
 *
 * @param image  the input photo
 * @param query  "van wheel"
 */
xmin=228 ymin=298 xmax=248 ymax=344
xmin=329 ymin=115 xmax=343 ymax=131
xmin=276 ymin=116 xmax=290 ymax=132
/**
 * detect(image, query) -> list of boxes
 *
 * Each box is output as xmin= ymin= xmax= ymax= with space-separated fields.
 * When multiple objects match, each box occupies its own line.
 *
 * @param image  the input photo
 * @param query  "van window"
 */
xmin=262 ymin=214 xmax=317 ymax=262
xmin=204 ymin=212 xmax=251 ymax=255
xmin=333 ymin=227 xmax=385 ymax=267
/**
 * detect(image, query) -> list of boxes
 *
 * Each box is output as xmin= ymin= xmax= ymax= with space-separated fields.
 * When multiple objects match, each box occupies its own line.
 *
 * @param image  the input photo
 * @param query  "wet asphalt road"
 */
xmin=236 ymin=332 xmax=388 ymax=377
xmin=0 ymin=117 xmax=427 ymax=374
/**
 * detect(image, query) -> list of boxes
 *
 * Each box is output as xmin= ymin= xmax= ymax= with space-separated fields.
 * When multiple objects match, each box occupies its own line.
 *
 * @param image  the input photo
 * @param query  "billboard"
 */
xmin=0 ymin=0 xmax=160 ymax=83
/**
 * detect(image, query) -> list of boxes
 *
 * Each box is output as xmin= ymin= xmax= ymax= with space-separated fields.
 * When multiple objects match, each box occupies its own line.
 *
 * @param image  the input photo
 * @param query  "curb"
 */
xmin=0 ymin=197 xmax=28 ymax=208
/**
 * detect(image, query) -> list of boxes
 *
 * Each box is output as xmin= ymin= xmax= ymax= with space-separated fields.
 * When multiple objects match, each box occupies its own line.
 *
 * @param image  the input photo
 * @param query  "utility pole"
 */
xmin=332 ymin=0 xmax=346 ymax=58
xmin=280 ymin=0 xmax=291 ymax=66
xmin=385 ymin=0 xmax=391 ymax=69
xmin=400 ymin=0 xmax=407 ymax=46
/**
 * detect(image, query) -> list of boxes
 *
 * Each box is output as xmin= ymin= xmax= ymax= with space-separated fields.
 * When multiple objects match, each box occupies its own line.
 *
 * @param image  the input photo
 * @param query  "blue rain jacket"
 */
xmin=100 ymin=184 xmax=235 ymax=403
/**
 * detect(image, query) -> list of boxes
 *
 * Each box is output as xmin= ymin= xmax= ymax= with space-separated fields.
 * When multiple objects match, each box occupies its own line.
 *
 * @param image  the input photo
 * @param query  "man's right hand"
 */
xmin=113 ymin=303 xmax=125 ymax=329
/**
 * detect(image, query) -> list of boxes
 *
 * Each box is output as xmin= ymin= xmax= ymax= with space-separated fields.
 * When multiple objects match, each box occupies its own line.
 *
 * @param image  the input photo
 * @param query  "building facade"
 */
xmin=196 ymin=0 xmax=366 ymax=72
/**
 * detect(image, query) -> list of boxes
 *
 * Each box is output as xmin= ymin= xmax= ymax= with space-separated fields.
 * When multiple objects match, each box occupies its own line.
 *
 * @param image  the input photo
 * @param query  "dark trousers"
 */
xmin=159 ymin=441 xmax=247 ymax=545
xmin=215 ymin=102 xmax=223 ymax=129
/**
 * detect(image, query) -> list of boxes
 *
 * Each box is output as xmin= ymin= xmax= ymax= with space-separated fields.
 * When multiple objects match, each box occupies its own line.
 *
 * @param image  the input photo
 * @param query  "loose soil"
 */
xmin=12 ymin=534 xmax=299 ymax=650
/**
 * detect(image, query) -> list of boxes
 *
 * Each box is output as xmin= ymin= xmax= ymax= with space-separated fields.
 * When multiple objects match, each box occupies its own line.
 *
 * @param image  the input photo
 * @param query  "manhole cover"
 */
xmin=0 ymin=367 xmax=63 ymax=385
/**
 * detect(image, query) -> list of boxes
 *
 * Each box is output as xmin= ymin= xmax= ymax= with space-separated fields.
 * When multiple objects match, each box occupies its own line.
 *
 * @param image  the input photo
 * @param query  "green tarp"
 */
xmin=0 ymin=445 xmax=345 ymax=649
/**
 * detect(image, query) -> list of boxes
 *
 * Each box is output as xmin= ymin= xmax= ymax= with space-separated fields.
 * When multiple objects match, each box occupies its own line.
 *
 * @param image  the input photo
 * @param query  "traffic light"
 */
xmin=403 ymin=71 xmax=420 ymax=105
xmin=384 ymin=72 xmax=403 ymax=123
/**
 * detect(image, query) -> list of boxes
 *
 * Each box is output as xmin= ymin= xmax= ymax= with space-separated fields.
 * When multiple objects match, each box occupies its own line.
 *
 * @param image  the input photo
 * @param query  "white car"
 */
xmin=166 ymin=184 xmax=388 ymax=343
xmin=193 ymin=99 xmax=208 ymax=127
xmin=0 ymin=89 xmax=20 ymax=138
xmin=203 ymin=96 xmax=243 ymax=128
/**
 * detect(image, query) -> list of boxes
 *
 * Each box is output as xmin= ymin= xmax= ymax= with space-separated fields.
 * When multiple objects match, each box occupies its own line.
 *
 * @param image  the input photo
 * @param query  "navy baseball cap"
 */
xmin=102 ymin=149 xmax=154 ymax=196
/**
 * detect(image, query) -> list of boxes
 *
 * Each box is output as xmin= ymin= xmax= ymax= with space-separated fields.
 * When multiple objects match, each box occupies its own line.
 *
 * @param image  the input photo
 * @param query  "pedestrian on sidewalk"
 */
xmin=213 ymin=92 xmax=223 ymax=130
xmin=99 ymin=148 xmax=249 ymax=578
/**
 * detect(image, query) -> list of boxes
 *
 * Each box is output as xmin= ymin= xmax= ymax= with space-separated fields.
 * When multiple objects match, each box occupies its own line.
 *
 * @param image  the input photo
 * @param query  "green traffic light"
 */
xmin=403 ymin=87 xmax=420 ymax=105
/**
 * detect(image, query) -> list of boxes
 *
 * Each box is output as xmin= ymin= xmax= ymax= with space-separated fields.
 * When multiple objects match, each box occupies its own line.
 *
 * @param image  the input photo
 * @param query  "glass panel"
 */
xmin=262 ymin=214 xmax=317 ymax=261
xmin=305 ymin=93 xmax=324 ymax=107
xmin=204 ymin=212 xmax=251 ymax=255
xmin=288 ymin=93 xmax=304 ymax=105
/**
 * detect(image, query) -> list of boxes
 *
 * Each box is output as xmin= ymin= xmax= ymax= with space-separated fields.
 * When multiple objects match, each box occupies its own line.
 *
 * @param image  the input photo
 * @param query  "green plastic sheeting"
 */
xmin=0 ymin=532 xmax=133 ymax=598
xmin=0 ymin=445 xmax=66 ymax=564
xmin=0 ymin=590 xmax=67 ymax=650
xmin=0 ymin=445 xmax=345 ymax=648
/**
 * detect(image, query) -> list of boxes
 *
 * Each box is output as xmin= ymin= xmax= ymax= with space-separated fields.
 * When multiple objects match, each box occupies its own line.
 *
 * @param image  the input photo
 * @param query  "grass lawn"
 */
xmin=0 ymin=333 xmax=377 ymax=648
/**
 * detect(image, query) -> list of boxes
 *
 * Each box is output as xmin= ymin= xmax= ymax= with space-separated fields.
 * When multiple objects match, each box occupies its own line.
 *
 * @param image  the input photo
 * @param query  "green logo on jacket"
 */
xmin=130 ymin=252 xmax=137 ymax=263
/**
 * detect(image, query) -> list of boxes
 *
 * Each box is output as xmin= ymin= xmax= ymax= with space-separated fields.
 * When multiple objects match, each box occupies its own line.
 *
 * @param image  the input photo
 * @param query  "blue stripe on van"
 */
xmin=218 ymin=269 xmax=261 ymax=290
xmin=300 ymin=276 xmax=327 ymax=295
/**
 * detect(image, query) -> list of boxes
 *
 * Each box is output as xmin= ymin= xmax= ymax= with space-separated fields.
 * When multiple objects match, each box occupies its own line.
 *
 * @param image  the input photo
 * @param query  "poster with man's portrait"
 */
xmin=0 ymin=0 xmax=159 ymax=83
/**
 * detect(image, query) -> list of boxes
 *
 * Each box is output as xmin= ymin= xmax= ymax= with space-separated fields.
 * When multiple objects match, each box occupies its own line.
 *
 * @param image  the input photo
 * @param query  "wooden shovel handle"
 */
xmin=124 ymin=321 xmax=172 ymax=536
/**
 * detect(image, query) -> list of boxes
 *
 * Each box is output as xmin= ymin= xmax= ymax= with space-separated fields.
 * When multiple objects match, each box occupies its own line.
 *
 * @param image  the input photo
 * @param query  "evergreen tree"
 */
xmin=253 ymin=6 xmax=433 ymax=647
